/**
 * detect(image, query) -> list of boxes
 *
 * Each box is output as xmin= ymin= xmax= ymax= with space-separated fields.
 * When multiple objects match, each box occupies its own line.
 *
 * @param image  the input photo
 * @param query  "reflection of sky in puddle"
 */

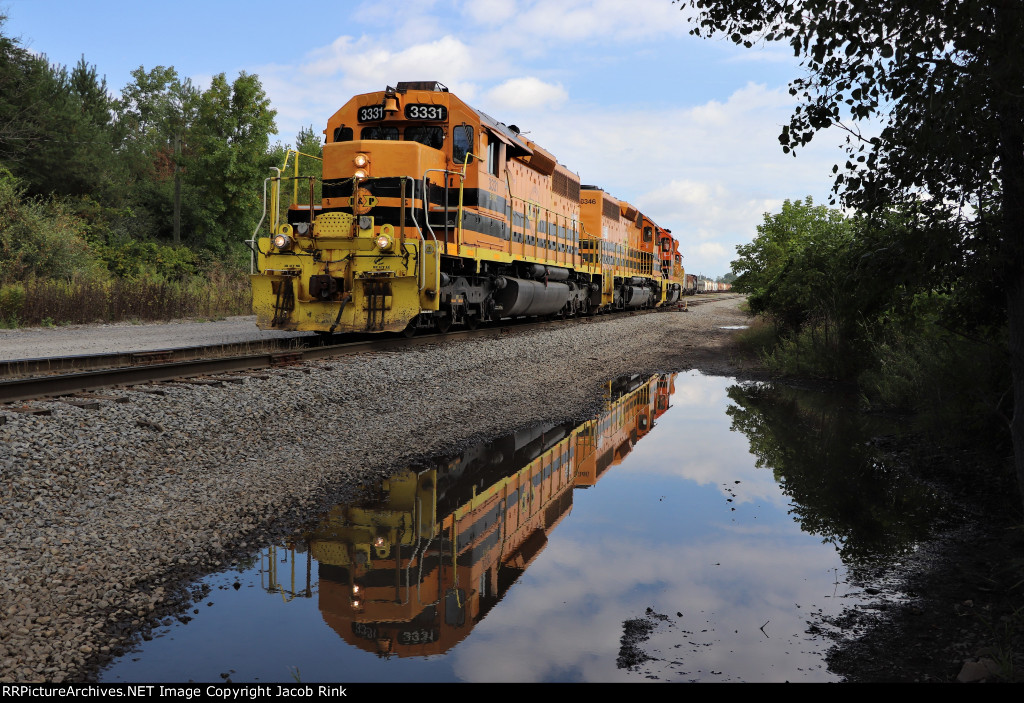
xmin=449 ymin=373 xmax=850 ymax=682
xmin=718 ymin=325 xmax=750 ymax=330
xmin=102 ymin=372 xmax=866 ymax=683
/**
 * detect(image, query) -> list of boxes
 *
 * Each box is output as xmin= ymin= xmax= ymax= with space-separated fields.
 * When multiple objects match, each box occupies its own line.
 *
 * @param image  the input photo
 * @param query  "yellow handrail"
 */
xmin=280 ymin=149 xmax=323 ymax=208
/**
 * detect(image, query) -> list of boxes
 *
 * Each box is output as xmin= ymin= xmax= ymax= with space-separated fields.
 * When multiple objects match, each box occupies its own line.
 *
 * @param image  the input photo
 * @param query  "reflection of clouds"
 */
xmin=667 ymin=375 xmax=728 ymax=407
xmin=452 ymin=373 xmax=849 ymax=681
xmin=628 ymin=373 xmax=788 ymax=508
xmin=452 ymin=534 xmax=850 ymax=682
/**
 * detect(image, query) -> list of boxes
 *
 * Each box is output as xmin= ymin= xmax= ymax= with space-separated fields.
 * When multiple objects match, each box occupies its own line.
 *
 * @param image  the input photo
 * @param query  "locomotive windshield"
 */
xmin=405 ymin=126 xmax=445 ymax=149
xmin=360 ymin=126 xmax=399 ymax=140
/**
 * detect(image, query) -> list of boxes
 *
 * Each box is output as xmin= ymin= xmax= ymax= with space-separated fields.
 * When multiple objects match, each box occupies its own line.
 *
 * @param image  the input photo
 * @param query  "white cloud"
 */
xmin=462 ymin=0 xmax=519 ymax=25
xmin=492 ymin=0 xmax=692 ymax=42
xmin=694 ymin=241 xmax=728 ymax=260
xmin=482 ymin=77 xmax=568 ymax=111
xmin=300 ymin=35 xmax=484 ymax=88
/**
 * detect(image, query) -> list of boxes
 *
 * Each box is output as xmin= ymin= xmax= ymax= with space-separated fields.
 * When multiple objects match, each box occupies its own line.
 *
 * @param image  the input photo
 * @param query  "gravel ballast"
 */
xmin=0 ymin=298 xmax=752 ymax=682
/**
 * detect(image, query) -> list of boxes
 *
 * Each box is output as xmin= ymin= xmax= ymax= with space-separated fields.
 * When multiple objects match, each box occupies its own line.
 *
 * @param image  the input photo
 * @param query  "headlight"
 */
xmin=354 ymin=169 xmax=367 ymax=179
xmin=375 ymin=234 xmax=393 ymax=251
xmin=353 ymin=154 xmax=368 ymax=167
xmin=273 ymin=233 xmax=293 ymax=250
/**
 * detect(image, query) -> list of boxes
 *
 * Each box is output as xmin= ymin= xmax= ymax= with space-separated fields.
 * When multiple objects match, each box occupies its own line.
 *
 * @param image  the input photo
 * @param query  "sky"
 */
xmin=2 ymin=0 xmax=851 ymax=277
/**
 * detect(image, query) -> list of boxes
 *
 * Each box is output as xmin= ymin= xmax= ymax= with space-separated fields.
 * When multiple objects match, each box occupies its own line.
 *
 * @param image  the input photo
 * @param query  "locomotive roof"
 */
xmin=474 ymin=108 xmax=533 ymax=157
xmin=395 ymin=81 xmax=449 ymax=92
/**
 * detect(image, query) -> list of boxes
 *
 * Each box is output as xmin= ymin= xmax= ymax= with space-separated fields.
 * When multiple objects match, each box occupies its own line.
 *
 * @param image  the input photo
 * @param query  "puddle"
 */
xmin=718 ymin=325 xmax=750 ymax=330
xmin=101 ymin=372 xmax=942 ymax=682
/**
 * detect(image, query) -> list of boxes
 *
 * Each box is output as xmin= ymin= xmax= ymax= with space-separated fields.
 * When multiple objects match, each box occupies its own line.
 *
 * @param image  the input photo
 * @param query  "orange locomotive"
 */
xmin=249 ymin=82 xmax=685 ymax=334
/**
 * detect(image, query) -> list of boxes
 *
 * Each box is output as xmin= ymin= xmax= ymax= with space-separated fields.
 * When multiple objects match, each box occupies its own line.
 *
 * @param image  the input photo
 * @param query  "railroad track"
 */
xmin=0 ymin=294 xmax=739 ymax=405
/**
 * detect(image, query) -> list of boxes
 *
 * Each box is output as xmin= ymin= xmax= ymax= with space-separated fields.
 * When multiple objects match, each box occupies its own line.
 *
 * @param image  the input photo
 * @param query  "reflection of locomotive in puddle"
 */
xmin=574 ymin=373 xmax=674 ymax=488
xmin=290 ymin=372 xmax=676 ymax=657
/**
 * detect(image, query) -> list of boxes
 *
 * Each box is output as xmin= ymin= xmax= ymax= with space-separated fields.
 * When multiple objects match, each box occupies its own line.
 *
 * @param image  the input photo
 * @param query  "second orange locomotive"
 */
xmin=250 ymin=81 xmax=686 ymax=335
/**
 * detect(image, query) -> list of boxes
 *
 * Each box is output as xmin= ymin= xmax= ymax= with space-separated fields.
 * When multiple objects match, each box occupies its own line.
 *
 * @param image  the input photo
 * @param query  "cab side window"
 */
xmin=486 ymin=134 xmax=501 ymax=176
xmin=453 ymin=125 xmax=473 ymax=164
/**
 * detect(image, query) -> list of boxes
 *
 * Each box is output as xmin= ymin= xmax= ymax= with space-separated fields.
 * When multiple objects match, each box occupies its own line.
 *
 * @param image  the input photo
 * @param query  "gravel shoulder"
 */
xmin=0 ymin=316 xmax=313 ymax=361
xmin=0 ymin=298 xmax=754 ymax=683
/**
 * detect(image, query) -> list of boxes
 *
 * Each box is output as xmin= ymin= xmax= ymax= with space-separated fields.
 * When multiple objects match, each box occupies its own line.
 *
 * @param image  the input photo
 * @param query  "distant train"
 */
xmin=248 ymin=81 xmax=688 ymax=335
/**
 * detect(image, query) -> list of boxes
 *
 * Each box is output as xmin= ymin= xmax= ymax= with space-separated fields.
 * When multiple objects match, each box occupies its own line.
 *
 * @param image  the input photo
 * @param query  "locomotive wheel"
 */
xmin=465 ymin=314 xmax=480 ymax=330
xmin=436 ymin=313 xmax=453 ymax=334
xmin=402 ymin=321 xmax=417 ymax=338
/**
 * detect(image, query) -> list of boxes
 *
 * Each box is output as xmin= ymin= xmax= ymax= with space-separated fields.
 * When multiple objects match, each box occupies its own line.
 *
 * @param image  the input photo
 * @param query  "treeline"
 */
xmin=733 ymin=198 xmax=1008 ymax=447
xmin=0 ymin=16 xmax=321 ymax=325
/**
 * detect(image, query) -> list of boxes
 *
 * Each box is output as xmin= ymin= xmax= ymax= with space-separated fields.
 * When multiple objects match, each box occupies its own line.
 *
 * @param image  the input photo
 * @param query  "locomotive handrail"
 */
xmin=421 ymin=169 xmax=453 ymax=246
xmin=455 ymin=150 xmax=483 ymax=244
xmin=279 ymin=148 xmax=323 ymax=211
xmin=248 ymin=169 xmax=280 ymax=274
xmin=401 ymin=177 xmax=430 ymax=294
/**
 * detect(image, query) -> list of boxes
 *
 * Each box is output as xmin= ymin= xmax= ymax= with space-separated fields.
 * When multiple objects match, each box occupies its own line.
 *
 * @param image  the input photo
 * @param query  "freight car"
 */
xmin=247 ymin=82 xmax=685 ymax=335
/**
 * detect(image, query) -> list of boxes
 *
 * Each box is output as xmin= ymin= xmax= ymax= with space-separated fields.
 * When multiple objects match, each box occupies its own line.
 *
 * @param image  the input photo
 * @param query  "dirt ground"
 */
xmin=822 ymin=440 xmax=1024 ymax=682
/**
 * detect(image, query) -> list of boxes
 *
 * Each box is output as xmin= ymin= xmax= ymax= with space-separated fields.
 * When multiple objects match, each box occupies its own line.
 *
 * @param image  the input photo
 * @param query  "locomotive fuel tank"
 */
xmin=492 ymin=276 xmax=571 ymax=317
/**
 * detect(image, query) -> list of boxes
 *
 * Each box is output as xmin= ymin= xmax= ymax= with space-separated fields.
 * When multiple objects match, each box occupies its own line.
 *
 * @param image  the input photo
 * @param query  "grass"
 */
xmin=0 ymin=270 xmax=251 ymax=327
xmin=732 ymin=317 xmax=778 ymax=359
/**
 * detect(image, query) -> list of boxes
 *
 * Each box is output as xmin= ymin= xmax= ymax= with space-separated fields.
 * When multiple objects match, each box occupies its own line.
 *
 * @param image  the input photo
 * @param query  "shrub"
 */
xmin=0 ymin=282 xmax=25 ymax=325
xmin=858 ymin=318 xmax=1009 ymax=446
xmin=0 ymin=172 xmax=107 ymax=284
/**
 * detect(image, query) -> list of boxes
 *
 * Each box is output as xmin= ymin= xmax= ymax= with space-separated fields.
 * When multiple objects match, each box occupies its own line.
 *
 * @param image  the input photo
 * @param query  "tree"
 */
xmin=0 ymin=17 xmax=120 ymax=198
xmin=117 ymin=66 xmax=197 ymax=180
xmin=731 ymin=197 xmax=854 ymax=334
xmin=115 ymin=68 xmax=276 ymax=254
xmin=186 ymin=72 xmax=277 ymax=255
xmin=682 ymin=1 xmax=1024 ymax=509
xmin=0 ymin=16 xmax=57 ymax=169
xmin=117 ymin=66 xmax=199 ymax=244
